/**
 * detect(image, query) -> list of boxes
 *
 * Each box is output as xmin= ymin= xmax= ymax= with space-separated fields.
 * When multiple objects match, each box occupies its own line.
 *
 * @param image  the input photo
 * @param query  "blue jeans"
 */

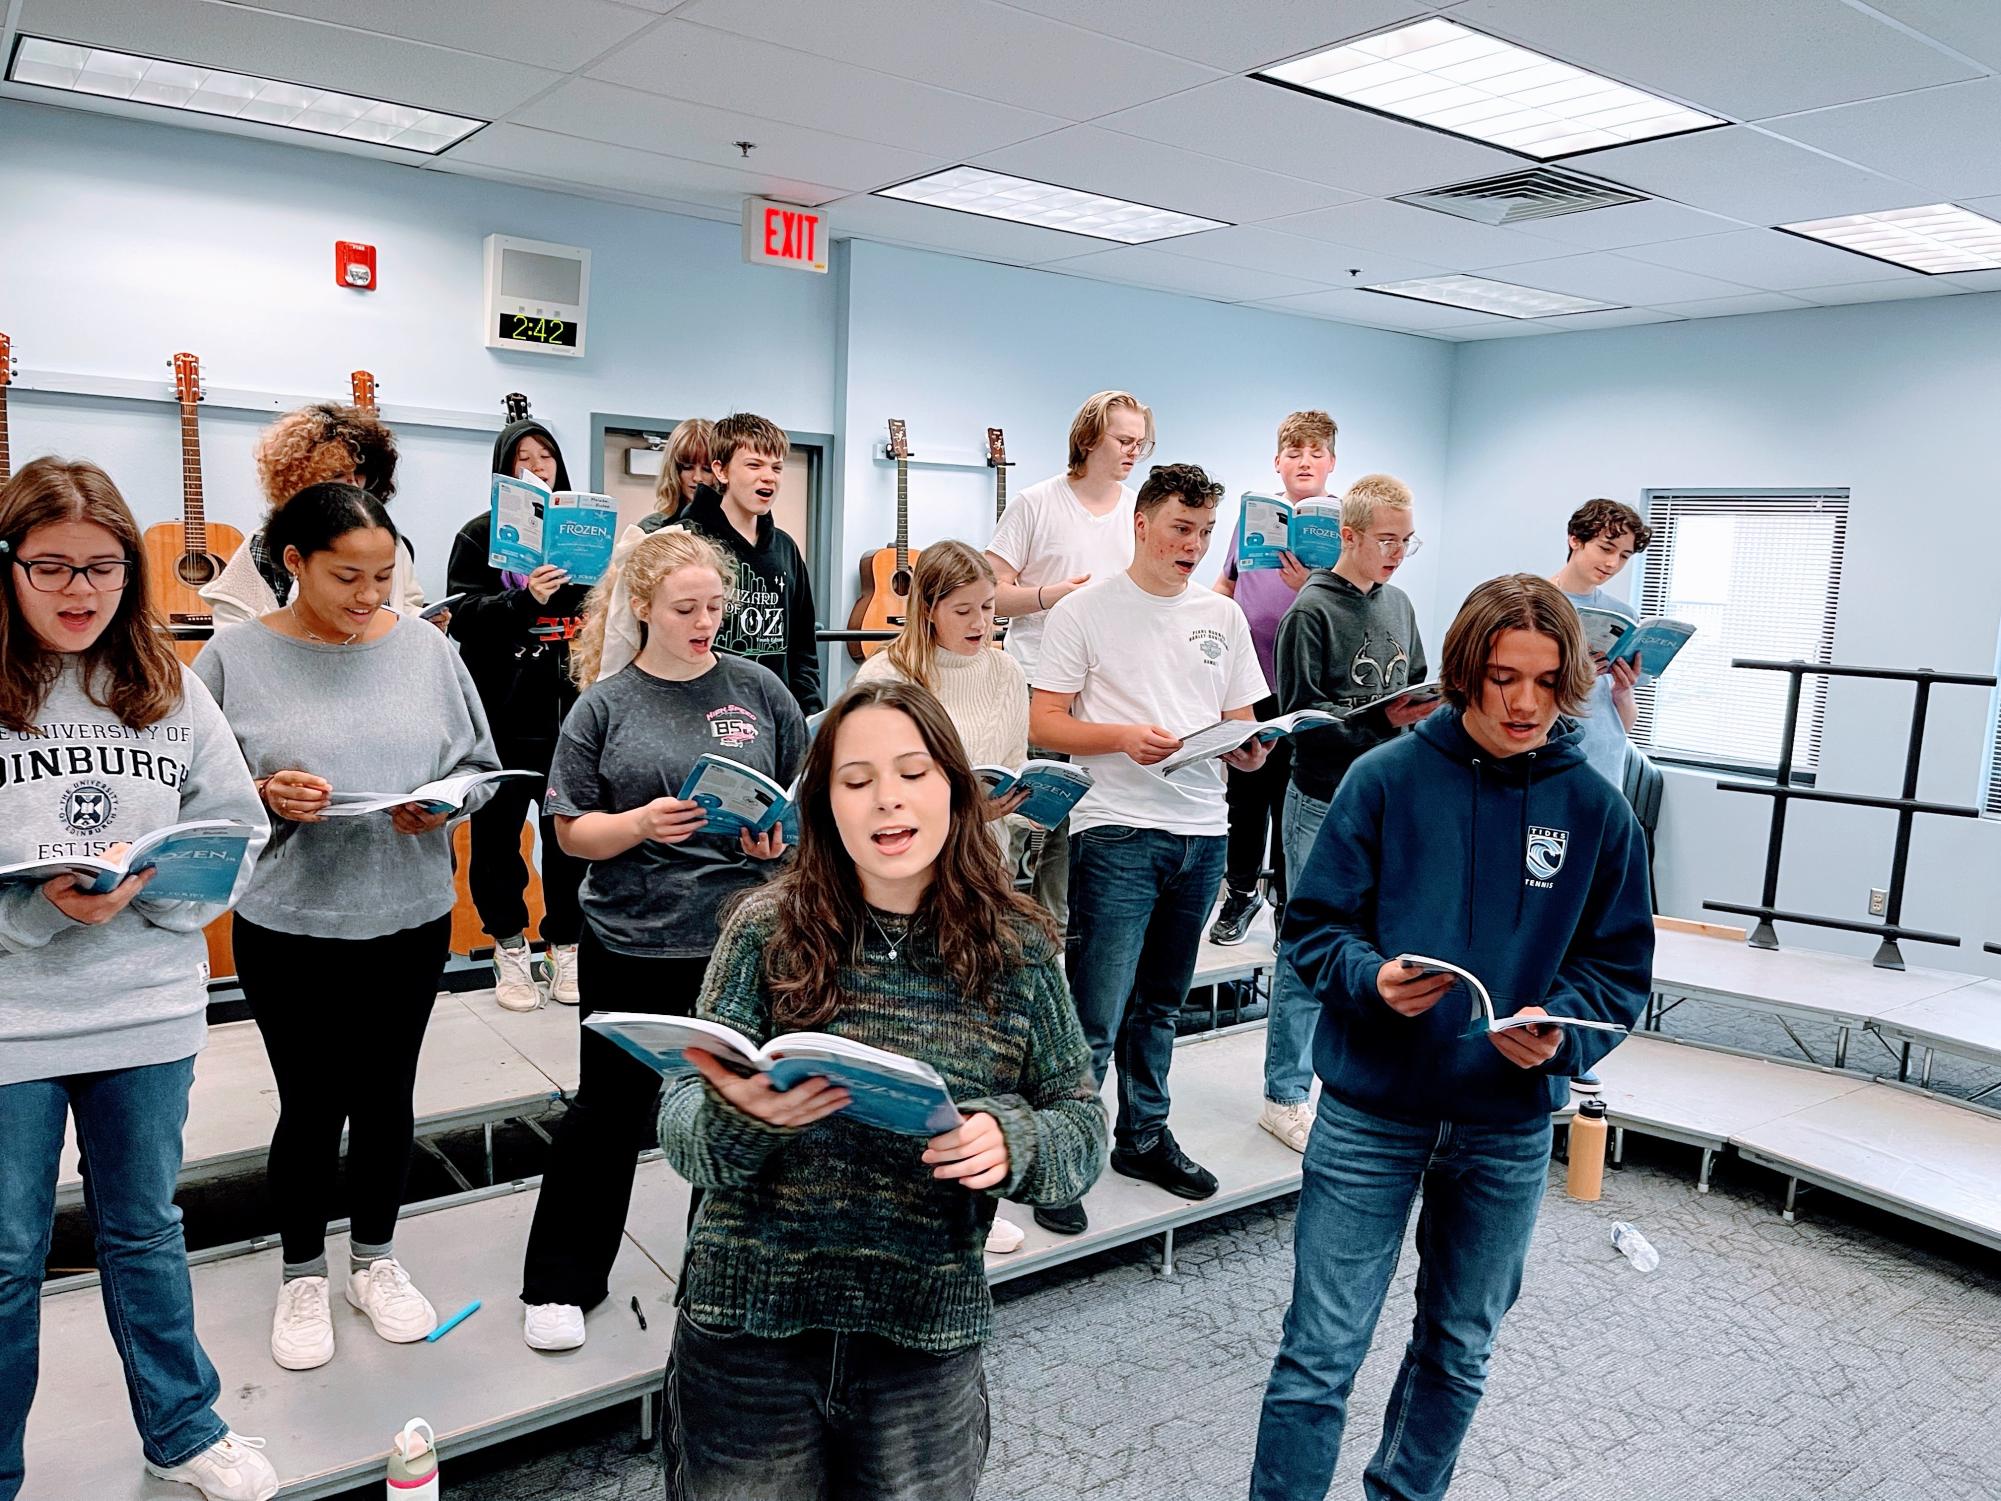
xmin=1250 ymin=1091 xmax=1552 ymax=1501
xmin=1066 ymin=825 xmax=1228 ymax=1152
xmin=1263 ymin=783 xmax=1331 ymax=1105
xmin=0 ymin=1057 xmax=226 ymax=1499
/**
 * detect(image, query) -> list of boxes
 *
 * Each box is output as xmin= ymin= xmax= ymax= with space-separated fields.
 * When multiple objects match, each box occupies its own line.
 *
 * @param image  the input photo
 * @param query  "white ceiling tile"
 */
xmin=15 ymin=0 xmax=563 ymax=117
xmin=1573 ymin=126 xmax=1927 ymax=223
xmin=513 ymin=79 xmax=940 ymax=191
xmin=221 ymin=0 xmax=661 ymax=72
xmin=1266 ymin=198 xmax=1578 ymax=270
xmin=1762 ymin=79 xmax=2001 ymax=201
xmin=1861 ymin=1 xmax=2001 ymax=72
xmin=991 ymin=0 xmax=1433 ymax=72
xmin=1050 ymin=246 xmax=1328 ymax=303
xmin=675 ymin=0 xmax=1221 ymax=119
xmin=1620 ymin=228 xmax=1913 ymax=290
xmin=1476 ymin=251 xmax=1749 ymax=303
xmin=439 ymin=158 xmax=737 ymax=222
xmin=1152 ymin=225 xmax=1449 ymax=286
xmin=447 ymin=123 xmax=848 ymax=209
xmin=1452 ymin=0 xmax=1979 ymax=122
xmin=1540 ymin=307 xmax=1685 ymax=329
xmin=972 ymin=127 xmax=1358 ymax=225
xmin=1646 ymin=291 xmax=1813 ymax=318
xmin=823 ymin=191 xmax=1109 ymax=265
xmin=1789 ymin=279 xmax=1967 ymax=306
xmin=1433 ymin=319 xmax=1563 ymax=339
xmin=587 ymin=20 xmax=1064 ymax=159
xmin=1508 ymin=197 xmax=1747 ymax=251
xmin=1097 ymin=76 xmax=1526 ymax=196
xmin=1254 ymin=287 xmax=1494 ymax=329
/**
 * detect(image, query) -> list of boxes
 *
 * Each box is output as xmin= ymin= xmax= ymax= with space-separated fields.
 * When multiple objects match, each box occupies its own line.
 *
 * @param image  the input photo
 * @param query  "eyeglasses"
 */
xmin=11 ymin=557 xmax=133 ymax=592
xmin=1109 ymin=435 xmax=1156 ymax=457
xmin=1368 ymin=534 xmax=1423 ymax=558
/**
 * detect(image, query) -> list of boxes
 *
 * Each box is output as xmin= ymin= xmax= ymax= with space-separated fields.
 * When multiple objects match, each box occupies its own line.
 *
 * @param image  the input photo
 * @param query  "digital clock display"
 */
xmin=495 ymin=312 xmax=578 ymax=348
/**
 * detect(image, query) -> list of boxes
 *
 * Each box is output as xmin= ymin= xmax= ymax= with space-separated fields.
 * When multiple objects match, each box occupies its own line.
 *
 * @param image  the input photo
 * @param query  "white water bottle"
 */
xmin=387 ymin=1418 xmax=439 ymax=1500
xmin=1610 ymin=1221 xmax=1659 ymax=1273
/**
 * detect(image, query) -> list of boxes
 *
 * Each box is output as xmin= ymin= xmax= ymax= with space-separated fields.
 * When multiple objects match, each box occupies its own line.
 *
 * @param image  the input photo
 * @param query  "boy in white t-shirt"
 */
xmin=1028 ymin=461 xmax=1269 ymax=1235
xmin=985 ymin=390 xmax=1153 ymax=928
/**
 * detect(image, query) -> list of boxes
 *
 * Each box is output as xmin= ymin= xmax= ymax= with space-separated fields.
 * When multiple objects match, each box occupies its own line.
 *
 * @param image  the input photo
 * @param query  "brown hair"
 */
xmin=709 ymin=412 xmax=788 ymax=472
xmin=761 ymin=678 xmax=1058 ymax=1031
xmin=254 ymin=403 xmax=398 ymax=510
xmin=1439 ymin=574 xmax=1595 ymax=717
xmin=1066 ymin=390 xmax=1154 ymax=477
xmin=1341 ymin=473 xmax=1413 ymax=531
xmin=0 ymin=457 xmax=183 ymax=734
xmin=569 ymin=526 xmax=732 ymax=687
xmin=1567 ymin=498 xmax=1652 ymax=554
xmin=886 ymin=540 xmax=994 ymax=693
xmin=653 ymin=417 xmax=715 ymax=519
xmin=1134 ymin=461 xmax=1223 ymax=518
xmin=1276 ymin=410 xmax=1338 ymax=454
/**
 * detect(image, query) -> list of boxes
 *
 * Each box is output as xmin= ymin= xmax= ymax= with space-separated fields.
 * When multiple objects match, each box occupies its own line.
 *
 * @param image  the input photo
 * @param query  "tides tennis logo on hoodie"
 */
xmin=1525 ymin=825 xmax=1568 ymax=888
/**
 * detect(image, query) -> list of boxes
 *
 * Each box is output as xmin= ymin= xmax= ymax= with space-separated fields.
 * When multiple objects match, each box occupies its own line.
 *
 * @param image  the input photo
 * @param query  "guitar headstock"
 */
xmin=886 ymin=418 xmax=909 ymax=462
xmin=0 ymin=332 xmax=13 ymax=388
xmin=170 ymin=352 xmax=203 ymax=405
xmin=350 ymin=369 xmax=378 ymax=414
xmin=986 ymin=426 xmax=1007 ymax=468
xmin=504 ymin=391 xmax=531 ymax=424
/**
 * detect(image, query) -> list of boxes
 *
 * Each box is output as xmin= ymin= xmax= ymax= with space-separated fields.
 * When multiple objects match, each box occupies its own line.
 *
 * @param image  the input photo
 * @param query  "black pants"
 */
xmin=234 ymin=914 xmax=451 ymax=1265
xmin=1224 ymin=694 xmax=1291 ymax=900
xmin=519 ymin=927 xmax=708 ymax=1309
xmin=467 ymin=739 xmax=586 ymax=946
xmin=663 ymin=1315 xmax=989 ymax=1501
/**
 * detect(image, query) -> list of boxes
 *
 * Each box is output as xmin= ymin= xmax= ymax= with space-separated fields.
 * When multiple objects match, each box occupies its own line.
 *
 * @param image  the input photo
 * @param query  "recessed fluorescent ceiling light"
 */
xmin=1780 ymin=204 xmax=2001 ymax=275
xmin=1366 ymin=274 xmax=1617 ymax=319
xmin=1259 ymin=17 xmax=1722 ymax=159
xmin=876 ymin=166 xmax=1226 ymax=244
xmin=6 ymin=36 xmax=483 ymax=154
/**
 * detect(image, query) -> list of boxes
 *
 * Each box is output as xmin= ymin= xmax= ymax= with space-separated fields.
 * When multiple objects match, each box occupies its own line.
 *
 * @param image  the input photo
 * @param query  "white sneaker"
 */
xmin=269 ymin=1276 xmax=333 ymax=1370
xmin=985 ymin=1216 xmax=1026 ymax=1255
xmin=1259 ymin=1099 xmax=1314 ymax=1154
xmin=145 ymin=1432 xmax=278 ymax=1501
xmin=546 ymin=943 xmax=581 ymax=1006
xmin=523 ymin=1301 xmax=587 ymax=1351
xmin=346 ymin=1257 xmax=438 ymax=1343
xmin=493 ymin=940 xmax=542 ymax=1012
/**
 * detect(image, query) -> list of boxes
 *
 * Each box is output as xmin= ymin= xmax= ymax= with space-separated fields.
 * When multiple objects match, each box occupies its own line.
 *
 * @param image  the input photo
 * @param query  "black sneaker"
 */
xmin=1033 ymin=1202 xmax=1088 ymax=1236
xmin=1208 ymin=887 xmax=1263 ymax=946
xmin=1110 ymin=1130 xmax=1219 ymax=1201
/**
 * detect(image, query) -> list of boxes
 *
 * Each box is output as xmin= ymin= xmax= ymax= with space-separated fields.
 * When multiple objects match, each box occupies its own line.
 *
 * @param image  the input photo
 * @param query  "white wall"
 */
xmin=1440 ymin=296 xmax=2001 ymax=973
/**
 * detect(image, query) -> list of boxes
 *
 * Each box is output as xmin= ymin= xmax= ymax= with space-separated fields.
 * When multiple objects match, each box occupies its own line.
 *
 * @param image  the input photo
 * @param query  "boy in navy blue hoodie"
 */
xmin=1250 ymin=574 xmax=1653 ymax=1501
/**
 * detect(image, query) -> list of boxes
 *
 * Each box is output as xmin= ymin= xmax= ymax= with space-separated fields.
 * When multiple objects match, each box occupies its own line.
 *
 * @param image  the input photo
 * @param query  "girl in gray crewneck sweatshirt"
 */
xmin=0 ymin=458 xmax=276 ymax=1501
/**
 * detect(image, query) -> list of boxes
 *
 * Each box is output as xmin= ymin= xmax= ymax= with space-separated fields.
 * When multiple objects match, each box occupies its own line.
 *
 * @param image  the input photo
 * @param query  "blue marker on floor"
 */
xmin=425 ymin=1300 xmax=481 ymax=1343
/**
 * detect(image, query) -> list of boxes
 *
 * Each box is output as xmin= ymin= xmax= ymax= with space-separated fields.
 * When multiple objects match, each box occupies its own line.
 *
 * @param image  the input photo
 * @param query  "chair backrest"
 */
xmin=1620 ymin=746 xmax=1665 ymax=836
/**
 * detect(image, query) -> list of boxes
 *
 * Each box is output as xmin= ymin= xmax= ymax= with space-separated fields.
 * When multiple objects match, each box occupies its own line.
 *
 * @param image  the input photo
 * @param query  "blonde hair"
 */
xmin=653 ymin=418 xmax=715 ymax=520
xmin=1066 ymin=390 xmax=1154 ymax=477
xmin=570 ymin=526 xmax=732 ymax=686
xmin=1276 ymin=410 xmax=1337 ymax=454
xmin=1439 ymin=574 xmax=1595 ymax=716
xmin=886 ymin=541 xmax=995 ymax=692
xmin=1341 ymin=473 xmax=1413 ymax=532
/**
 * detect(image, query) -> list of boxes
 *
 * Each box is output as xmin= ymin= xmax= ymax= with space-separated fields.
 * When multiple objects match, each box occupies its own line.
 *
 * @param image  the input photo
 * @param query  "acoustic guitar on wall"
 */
xmin=350 ymin=368 xmax=378 ymax=415
xmin=987 ymin=425 xmax=1013 ymax=643
xmin=846 ymin=418 xmax=918 ymax=662
xmin=0 ymin=332 xmax=16 ymax=484
xmin=144 ymin=353 xmax=244 ymax=665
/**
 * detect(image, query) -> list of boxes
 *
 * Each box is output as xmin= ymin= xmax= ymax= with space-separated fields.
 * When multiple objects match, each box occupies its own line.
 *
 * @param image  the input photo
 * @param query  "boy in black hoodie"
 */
xmin=1250 ymin=574 xmax=1653 ymax=1501
xmin=446 ymin=419 xmax=592 ymax=1010
xmin=675 ymin=411 xmax=823 ymax=715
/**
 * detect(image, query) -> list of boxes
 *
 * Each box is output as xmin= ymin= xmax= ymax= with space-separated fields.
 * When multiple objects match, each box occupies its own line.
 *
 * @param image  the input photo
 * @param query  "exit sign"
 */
xmin=742 ymin=198 xmax=828 ymax=274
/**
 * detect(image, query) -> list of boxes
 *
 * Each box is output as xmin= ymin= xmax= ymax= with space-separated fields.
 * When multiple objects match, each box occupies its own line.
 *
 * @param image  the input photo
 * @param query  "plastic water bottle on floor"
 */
xmin=387 ymin=1418 xmax=438 ymax=1499
xmin=1610 ymin=1222 xmax=1659 ymax=1272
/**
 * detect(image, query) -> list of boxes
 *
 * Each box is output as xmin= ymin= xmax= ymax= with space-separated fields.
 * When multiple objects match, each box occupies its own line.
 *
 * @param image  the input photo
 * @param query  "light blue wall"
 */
xmin=1440 ymin=296 xmax=2001 ymax=971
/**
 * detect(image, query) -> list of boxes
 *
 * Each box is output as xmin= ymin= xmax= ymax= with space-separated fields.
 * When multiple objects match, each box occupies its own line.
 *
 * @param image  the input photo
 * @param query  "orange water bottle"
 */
xmin=1565 ymin=1098 xmax=1608 ymax=1201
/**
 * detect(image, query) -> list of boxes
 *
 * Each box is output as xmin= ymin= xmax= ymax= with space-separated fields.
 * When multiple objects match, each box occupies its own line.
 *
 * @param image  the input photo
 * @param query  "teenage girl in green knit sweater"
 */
xmin=657 ymin=677 xmax=1107 ymax=1500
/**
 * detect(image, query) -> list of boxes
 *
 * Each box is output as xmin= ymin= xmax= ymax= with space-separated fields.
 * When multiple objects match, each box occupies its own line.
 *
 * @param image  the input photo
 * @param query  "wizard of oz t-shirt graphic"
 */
xmin=716 ymin=557 xmax=787 ymax=666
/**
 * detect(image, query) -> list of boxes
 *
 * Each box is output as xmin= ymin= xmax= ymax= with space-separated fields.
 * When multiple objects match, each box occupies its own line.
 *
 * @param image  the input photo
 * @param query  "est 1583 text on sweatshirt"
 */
xmin=1282 ymin=707 xmax=1654 ymax=1125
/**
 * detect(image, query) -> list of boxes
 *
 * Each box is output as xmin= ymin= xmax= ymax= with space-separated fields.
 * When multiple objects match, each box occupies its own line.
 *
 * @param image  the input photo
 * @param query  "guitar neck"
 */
xmin=0 ymin=388 xmax=10 ymax=485
xmin=895 ymin=457 xmax=909 ymax=569
xmin=179 ymin=400 xmax=207 ymax=553
xmin=995 ymin=461 xmax=1007 ymax=525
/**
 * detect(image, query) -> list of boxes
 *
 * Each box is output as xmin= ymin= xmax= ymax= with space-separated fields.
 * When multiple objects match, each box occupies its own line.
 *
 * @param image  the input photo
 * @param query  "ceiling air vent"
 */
xmin=1394 ymin=168 xmax=1646 ymax=226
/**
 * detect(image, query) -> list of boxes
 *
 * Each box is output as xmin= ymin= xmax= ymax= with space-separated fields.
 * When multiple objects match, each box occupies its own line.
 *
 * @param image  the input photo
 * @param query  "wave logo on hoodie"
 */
xmin=1526 ymin=825 xmax=1568 ymax=885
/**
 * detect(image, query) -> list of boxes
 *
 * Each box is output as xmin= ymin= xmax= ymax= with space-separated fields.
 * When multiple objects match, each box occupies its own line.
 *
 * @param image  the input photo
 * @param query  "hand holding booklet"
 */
xmin=1237 ymin=492 xmax=1343 ymax=570
xmin=318 ymin=769 xmax=539 ymax=818
xmin=486 ymin=472 xmax=619 ymax=586
xmin=677 ymin=754 xmax=800 ymax=843
xmin=0 ymin=820 xmax=258 ymax=902
xmin=973 ymin=760 xmax=1093 ymax=827
xmin=1574 ymin=606 xmax=1696 ymax=680
xmin=1156 ymin=710 xmax=1339 ymax=776
xmin=1342 ymin=680 xmax=1445 ymax=721
xmin=584 ymin=1013 xmax=962 ymax=1136
xmin=1395 ymin=954 xmax=1629 ymax=1041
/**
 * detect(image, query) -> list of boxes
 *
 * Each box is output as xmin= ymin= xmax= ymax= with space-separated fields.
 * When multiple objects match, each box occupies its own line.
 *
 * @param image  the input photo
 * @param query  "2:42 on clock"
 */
xmin=496 ymin=312 xmax=577 ymax=347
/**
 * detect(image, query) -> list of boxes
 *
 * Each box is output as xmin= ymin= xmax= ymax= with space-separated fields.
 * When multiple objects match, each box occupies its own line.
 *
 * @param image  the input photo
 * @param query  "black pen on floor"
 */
xmin=630 ymin=1295 xmax=648 ymax=1331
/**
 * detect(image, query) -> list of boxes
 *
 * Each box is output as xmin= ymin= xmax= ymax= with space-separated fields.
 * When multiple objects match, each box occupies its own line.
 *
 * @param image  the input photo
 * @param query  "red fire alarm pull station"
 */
xmin=336 ymin=241 xmax=377 ymax=291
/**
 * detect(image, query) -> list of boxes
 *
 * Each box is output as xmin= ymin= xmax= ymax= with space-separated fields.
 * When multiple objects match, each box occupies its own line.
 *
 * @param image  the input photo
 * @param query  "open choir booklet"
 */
xmin=973 ymin=760 xmax=1094 ymax=827
xmin=0 ymin=819 xmax=258 ymax=902
xmin=1157 ymin=710 xmax=1339 ymax=776
xmin=1574 ymin=606 xmax=1696 ymax=679
xmin=318 ymin=770 xmax=540 ymax=818
xmin=678 ymin=754 xmax=800 ymax=842
xmin=583 ymin=1013 xmax=963 ymax=1137
xmin=486 ymin=473 xmax=619 ymax=586
xmin=1395 ymin=955 xmax=1630 ymax=1040
xmin=1236 ymin=493 xmax=1343 ymax=570
xmin=1342 ymin=680 xmax=1446 ymax=720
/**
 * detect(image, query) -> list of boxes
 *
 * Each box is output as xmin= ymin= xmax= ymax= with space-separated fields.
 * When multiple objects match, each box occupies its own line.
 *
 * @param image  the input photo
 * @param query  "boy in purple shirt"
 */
xmin=1209 ymin=410 xmax=1337 ymax=944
